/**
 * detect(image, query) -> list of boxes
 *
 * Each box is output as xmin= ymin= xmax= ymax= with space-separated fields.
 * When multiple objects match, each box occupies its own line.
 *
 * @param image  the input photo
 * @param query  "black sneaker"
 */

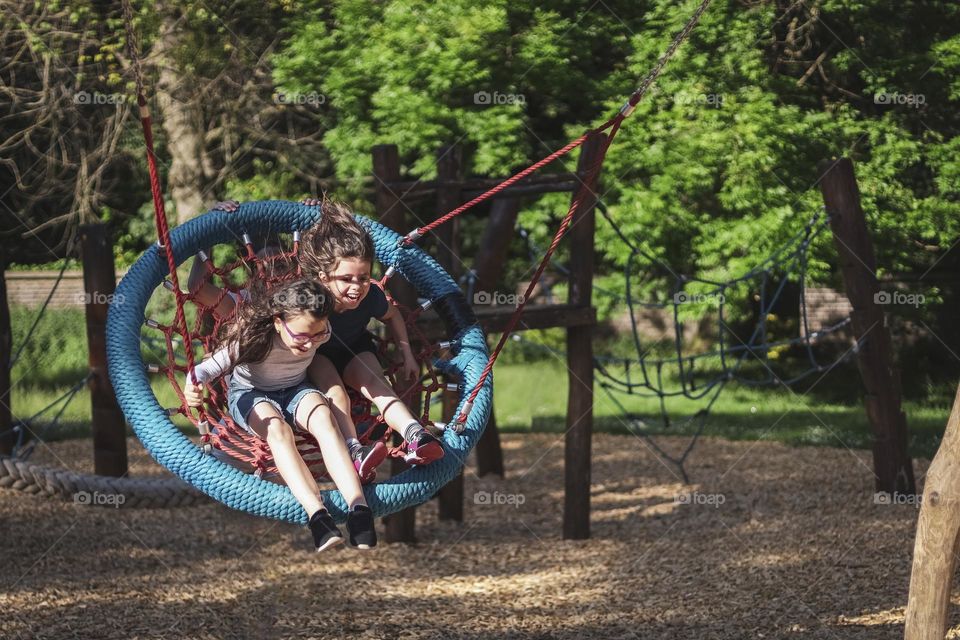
xmin=346 ymin=505 xmax=377 ymax=550
xmin=309 ymin=509 xmax=344 ymax=553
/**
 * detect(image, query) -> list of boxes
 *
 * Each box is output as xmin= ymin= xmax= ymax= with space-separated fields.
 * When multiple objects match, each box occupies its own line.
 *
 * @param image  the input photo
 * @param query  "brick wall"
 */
xmin=803 ymin=287 xmax=853 ymax=336
xmin=5 ymin=270 xmax=126 ymax=308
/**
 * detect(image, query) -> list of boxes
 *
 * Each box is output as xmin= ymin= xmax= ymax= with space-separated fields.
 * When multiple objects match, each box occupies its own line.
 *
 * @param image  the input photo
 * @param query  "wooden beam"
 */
xmin=384 ymin=172 xmax=583 ymax=197
xmin=462 ymin=181 xmax=580 ymax=200
xmin=80 ymin=224 xmax=127 ymax=477
xmin=468 ymin=197 xmax=521 ymax=479
xmin=0 ymin=256 xmax=12 ymax=456
xmin=434 ymin=144 xmax=465 ymax=523
xmin=818 ymin=157 xmax=915 ymax=494
xmin=563 ymin=132 xmax=604 ymax=540
xmin=418 ymin=304 xmax=596 ymax=340
xmin=373 ymin=144 xmax=417 ymax=543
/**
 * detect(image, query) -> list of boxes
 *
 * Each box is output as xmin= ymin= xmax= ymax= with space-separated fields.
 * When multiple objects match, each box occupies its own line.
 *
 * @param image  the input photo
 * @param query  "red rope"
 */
xmin=410 ymin=116 xmax=619 ymax=241
xmin=123 ymin=0 xmax=195 ymax=375
xmin=457 ymin=115 xmax=625 ymax=421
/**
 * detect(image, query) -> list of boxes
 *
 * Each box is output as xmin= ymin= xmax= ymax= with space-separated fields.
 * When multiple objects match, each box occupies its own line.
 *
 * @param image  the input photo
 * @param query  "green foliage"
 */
xmin=274 ymin=0 xmax=647 ymax=181
xmin=275 ymin=0 xmax=960 ymax=330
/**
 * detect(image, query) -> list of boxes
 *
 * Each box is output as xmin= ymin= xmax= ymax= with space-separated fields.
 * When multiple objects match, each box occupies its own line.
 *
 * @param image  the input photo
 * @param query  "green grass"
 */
xmin=6 ymin=305 xmax=954 ymax=460
xmin=493 ymin=360 xmax=951 ymax=460
xmin=9 ymin=304 xmax=193 ymax=439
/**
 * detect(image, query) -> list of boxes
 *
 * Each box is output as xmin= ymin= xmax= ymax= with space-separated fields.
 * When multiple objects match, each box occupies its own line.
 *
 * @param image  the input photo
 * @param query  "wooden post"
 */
xmin=818 ymin=158 xmax=915 ymax=494
xmin=905 ymin=381 xmax=960 ymax=640
xmin=434 ymin=144 xmax=465 ymax=522
xmin=80 ymin=224 xmax=128 ymax=477
xmin=564 ymin=132 xmax=604 ymax=540
xmin=373 ymin=145 xmax=417 ymax=543
xmin=0 ymin=257 xmax=12 ymax=456
xmin=469 ymin=197 xmax=521 ymax=478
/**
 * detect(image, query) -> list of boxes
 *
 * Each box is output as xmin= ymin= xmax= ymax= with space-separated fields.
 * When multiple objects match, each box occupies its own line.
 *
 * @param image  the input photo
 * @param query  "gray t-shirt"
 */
xmin=190 ymin=333 xmax=319 ymax=391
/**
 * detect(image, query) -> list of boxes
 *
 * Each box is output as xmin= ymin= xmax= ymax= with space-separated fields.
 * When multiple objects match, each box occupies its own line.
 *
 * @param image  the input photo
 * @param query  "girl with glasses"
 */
xmin=183 ymin=278 xmax=377 ymax=553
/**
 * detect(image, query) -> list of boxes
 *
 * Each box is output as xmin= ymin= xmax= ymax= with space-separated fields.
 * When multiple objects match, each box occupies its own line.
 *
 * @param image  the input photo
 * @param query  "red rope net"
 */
xmin=145 ymin=237 xmax=445 ymax=481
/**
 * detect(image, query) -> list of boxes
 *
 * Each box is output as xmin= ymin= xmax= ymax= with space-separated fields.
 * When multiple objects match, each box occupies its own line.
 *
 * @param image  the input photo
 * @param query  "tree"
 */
xmin=129 ymin=0 xmax=334 ymax=223
xmin=0 ymin=0 xmax=139 ymax=263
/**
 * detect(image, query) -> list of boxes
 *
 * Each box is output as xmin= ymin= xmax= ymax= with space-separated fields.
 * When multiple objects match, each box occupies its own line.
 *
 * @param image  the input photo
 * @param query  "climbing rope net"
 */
xmin=511 ymin=203 xmax=858 ymax=481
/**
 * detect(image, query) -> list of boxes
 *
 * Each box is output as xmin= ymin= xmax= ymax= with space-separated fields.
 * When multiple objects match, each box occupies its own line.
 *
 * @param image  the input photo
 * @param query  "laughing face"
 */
xmin=322 ymin=257 xmax=372 ymax=311
xmin=273 ymin=312 xmax=331 ymax=356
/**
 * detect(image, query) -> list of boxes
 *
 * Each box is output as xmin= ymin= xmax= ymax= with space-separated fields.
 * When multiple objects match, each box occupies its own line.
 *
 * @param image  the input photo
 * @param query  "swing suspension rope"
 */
xmin=387 ymin=0 xmax=715 ymax=427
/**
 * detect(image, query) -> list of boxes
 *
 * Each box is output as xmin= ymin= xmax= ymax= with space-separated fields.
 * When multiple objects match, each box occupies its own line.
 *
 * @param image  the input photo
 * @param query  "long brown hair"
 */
xmin=300 ymin=198 xmax=375 ymax=278
xmin=217 ymin=278 xmax=334 ymax=368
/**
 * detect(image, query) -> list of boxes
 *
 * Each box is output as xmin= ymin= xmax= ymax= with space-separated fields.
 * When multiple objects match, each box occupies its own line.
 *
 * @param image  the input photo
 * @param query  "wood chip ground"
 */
xmin=0 ymin=433 xmax=951 ymax=639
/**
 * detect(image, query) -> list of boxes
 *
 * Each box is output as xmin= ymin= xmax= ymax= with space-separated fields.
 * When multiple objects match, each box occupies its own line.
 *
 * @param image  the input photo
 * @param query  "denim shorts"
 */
xmin=226 ymin=378 xmax=322 ymax=436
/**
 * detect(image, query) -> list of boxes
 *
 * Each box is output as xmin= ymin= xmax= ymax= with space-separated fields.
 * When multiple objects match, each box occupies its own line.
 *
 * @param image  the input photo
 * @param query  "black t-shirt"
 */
xmin=322 ymin=283 xmax=389 ymax=351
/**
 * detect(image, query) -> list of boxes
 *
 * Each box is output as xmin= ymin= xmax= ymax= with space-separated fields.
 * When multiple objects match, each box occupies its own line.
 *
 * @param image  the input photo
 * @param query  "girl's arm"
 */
xmin=187 ymin=200 xmax=241 ymax=317
xmin=184 ymin=345 xmax=236 ymax=407
xmin=379 ymin=304 xmax=419 ymax=381
xmin=187 ymin=254 xmax=237 ymax=318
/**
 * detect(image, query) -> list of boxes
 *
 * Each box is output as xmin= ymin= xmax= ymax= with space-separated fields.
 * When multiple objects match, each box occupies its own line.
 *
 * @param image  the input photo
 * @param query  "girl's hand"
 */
xmin=301 ymin=197 xmax=322 ymax=207
xmin=212 ymin=200 xmax=239 ymax=212
xmin=184 ymin=380 xmax=205 ymax=407
xmin=400 ymin=346 xmax=419 ymax=382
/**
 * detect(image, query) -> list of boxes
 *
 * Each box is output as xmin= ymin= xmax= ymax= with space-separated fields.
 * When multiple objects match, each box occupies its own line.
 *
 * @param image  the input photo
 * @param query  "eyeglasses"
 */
xmin=329 ymin=274 xmax=371 ymax=286
xmin=278 ymin=317 xmax=330 ymax=345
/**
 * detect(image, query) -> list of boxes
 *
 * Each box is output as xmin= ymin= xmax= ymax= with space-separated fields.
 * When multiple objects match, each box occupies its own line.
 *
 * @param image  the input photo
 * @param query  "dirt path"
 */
xmin=0 ymin=433 xmax=943 ymax=639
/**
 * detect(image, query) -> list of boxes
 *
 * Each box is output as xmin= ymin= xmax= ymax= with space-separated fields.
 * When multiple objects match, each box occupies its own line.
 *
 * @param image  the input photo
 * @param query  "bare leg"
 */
xmin=308 ymin=354 xmax=359 ymax=442
xmin=247 ymin=403 xmax=323 ymax=518
xmin=343 ymin=352 xmax=419 ymax=438
xmin=296 ymin=392 xmax=366 ymax=509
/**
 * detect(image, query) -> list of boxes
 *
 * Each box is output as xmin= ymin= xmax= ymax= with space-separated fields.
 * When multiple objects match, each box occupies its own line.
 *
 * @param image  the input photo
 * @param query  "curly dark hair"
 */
xmin=299 ymin=198 xmax=375 ymax=278
xmin=217 ymin=278 xmax=334 ymax=368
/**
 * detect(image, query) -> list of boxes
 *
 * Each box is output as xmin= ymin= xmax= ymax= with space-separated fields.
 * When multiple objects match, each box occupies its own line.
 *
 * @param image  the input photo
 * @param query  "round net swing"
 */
xmin=106 ymin=200 xmax=492 ymax=523
xmin=106 ymin=0 xmax=715 ymax=523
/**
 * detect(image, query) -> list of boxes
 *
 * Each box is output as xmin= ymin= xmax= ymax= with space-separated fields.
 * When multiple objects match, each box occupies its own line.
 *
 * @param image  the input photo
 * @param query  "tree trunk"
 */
xmin=0 ymin=256 xmax=12 ymax=455
xmin=154 ymin=7 xmax=213 ymax=224
xmin=905 ymin=381 xmax=960 ymax=640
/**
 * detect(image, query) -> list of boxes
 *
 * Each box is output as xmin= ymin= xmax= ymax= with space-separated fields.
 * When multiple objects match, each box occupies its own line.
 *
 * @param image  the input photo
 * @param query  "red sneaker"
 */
xmin=353 ymin=441 xmax=388 ymax=484
xmin=403 ymin=432 xmax=444 ymax=465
